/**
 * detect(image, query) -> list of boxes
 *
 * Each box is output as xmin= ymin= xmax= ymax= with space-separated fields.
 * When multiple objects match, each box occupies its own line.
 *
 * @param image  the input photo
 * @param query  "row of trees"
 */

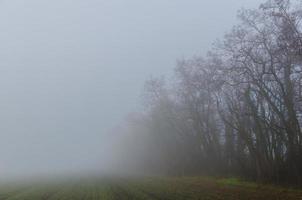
xmin=117 ymin=0 xmax=302 ymax=185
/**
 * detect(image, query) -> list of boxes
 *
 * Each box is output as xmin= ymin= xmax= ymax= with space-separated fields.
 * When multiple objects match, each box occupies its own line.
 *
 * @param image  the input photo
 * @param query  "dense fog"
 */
xmin=0 ymin=0 xmax=279 ymax=181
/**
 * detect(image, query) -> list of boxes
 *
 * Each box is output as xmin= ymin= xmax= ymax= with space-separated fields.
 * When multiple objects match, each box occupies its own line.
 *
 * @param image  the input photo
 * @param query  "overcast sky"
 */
xmin=0 ymin=0 xmax=263 ymax=178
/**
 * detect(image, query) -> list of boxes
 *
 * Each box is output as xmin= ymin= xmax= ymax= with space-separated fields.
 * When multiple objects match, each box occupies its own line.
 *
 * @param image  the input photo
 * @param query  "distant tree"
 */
xmin=116 ymin=0 xmax=302 ymax=185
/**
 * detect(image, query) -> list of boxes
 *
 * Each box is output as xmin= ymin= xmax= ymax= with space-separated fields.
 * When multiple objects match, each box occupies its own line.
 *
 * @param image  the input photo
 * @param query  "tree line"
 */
xmin=118 ymin=0 xmax=302 ymax=185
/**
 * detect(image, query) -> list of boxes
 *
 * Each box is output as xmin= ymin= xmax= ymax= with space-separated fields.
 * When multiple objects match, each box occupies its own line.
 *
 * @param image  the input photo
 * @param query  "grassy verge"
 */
xmin=0 ymin=176 xmax=300 ymax=199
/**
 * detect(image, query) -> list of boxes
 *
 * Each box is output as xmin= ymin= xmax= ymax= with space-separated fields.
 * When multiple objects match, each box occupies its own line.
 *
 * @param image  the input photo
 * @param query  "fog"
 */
xmin=0 ymin=0 xmax=263 ymax=179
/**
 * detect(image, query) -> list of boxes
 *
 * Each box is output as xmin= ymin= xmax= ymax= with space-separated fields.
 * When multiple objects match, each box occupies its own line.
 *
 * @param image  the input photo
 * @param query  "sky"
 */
xmin=0 ymin=0 xmax=263 ymax=178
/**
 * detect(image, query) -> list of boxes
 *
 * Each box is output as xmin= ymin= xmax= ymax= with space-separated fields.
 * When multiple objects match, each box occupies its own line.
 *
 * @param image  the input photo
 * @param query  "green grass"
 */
xmin=0 ymin=177 xmax=301 ymax=199
xmin=217 ymin=177 xmax=258 ymax=188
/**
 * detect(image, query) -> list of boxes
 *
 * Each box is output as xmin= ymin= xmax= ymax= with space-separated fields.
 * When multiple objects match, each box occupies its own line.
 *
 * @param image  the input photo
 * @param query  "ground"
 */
xmin=0 ymin=177 xmax=301 ymax=199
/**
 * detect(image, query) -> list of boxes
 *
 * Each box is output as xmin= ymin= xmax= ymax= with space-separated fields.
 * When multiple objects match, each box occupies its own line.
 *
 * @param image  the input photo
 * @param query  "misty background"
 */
xmin=0 ymin=0 xmax=262 ymax=178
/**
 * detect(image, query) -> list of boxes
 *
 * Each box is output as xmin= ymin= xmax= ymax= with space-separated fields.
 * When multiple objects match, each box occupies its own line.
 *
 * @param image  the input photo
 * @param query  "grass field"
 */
xmin=0 ymin=177 xmax=301 ymax=200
